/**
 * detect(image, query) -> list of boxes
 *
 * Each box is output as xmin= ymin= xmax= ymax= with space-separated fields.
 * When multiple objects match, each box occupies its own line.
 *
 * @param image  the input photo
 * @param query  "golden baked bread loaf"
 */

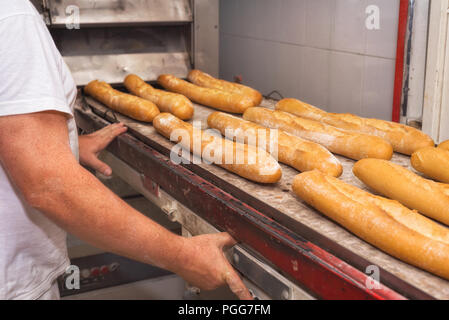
xmin=292 ymin=170 xmax=449 ymax=280
xmin=157 ymin=74 xmax=254 ymax=114
xmin=276 ymin=98 xmax=434 ymax=155
xmin=188 ymin=70 xmax=263 ymax=106
xmin=207 ymin=112 xmax=342 ymax=177
xmin=243 ymin=107 xmax=393 ymax=161
xmin=411 ymin=147 xmax=449 ymax=183
xmin=439 ymin=140 xmax=449 ymax=151
xmin=153 ymin=113 xmax=282 ymax=184
xmin=353 ymin=158 xmax=449 ymax=225
xmin=84 ymin=80 xmax=160 ymax=122
xmin=124 ymin=74 xmax=194 ymax=120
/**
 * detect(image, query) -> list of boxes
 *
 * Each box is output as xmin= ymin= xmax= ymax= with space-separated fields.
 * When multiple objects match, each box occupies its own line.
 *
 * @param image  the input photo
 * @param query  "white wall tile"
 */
xmin=219 ymin=0 xmax=398 ymax=119
xmin=238 ymin=38 xmax=278 ymax=95
xmin=305 ymin=0 xmax=335 ymax=49
xmin=278 ymin=0 xmax=306 ymax=45
xmin=240 ymin=0 xmax=262 ymax=38
xmin=219 ymin=0 xmax=243 ymax=35
xmin=219 ymin=34 xmax=237 ymax=81
xmin=273 ymin=43 xmax=304 ymax=99
xmin=332 ymin=0 xmax=366 ymax=54
xmin=328 ymin=52 xmax=363 ymax=114
xmin=220 ymin=34 xmax=251 ymax=83
xmin=299 ymin=47 xmax=330 ymax=109
xmin=364 ymin=0 xmax=400 ymax=59
xmin=362 ymin=56 xmax=395 ymax=120
xmin=250 ymin=0 xmax=282 ymax=41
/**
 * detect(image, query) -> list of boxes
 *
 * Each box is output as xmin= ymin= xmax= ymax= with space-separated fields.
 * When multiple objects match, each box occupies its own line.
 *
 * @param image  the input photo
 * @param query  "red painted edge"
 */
xmin=392 ymin=0 xmax=410 ymax=122
xmin=306 ymin=241 xmax=406 ymax=300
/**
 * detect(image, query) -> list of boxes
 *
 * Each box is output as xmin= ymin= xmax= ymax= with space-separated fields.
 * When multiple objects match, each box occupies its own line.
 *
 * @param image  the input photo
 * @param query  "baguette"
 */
xmin=411 ymin=147 xmax=449 ymax=183
xmin=439 ymin=140 xmax=449 ymax=151
xmin=84 ymin=80 xmax=160 ymax=122
xmin=276 ymin=98 xmax=434 ymax=155
xmin=353 ymin=158 xmax=449 ymax=225
xmin=207 ymin=112 xmax=342 ymax=177
xmin=157 ymin=74 xmax=254 ymax=114
xmin=124 ymin=74 xmax=194 ymax=120
xmin=153 ymin=113 xmax=282 ymax=184
xmin=292 ymin=170 xmax=449 ymax=280
xmin=243 ymin=107 xmax=393 ymax=161
xmin=188 ymin=69 xmax=263 ymax=106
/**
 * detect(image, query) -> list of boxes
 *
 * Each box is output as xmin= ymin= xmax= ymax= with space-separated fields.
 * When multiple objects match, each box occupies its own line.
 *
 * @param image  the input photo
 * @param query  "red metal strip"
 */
xmin=392 ymin=0 xmax=410 ymax=122
xmin=76 ymin=108 xmax=406 ymax=300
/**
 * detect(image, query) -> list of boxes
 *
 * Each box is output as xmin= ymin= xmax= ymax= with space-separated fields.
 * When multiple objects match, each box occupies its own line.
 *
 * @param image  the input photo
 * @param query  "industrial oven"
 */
xmin=34 ymin=0 xmax=449 ymax=300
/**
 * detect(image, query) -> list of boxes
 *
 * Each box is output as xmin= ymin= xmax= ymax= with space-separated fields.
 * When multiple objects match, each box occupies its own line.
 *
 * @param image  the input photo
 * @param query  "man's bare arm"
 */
xmin=0 ymin=111 xmax=251 ymax=299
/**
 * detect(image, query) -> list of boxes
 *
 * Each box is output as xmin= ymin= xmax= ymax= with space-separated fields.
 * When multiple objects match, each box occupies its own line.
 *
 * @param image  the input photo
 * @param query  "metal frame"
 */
xmin=39 ymin=0 xmax=219 ymax=85
xmin=422 ymin=0 xmax=449 ymax=143
xmin=192 ymin=0 xmax=220 ymax=77
xmin=44 ymin=0 xmax=193 ymax=27
xmin=75 ymin=105 xmax=406 ymax=300
xmin=403 ymin=0 xmax=430 ymax=126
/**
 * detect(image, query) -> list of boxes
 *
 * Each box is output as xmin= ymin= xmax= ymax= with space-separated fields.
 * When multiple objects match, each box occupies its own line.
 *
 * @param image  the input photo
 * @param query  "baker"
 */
xmin=0 ymin=0 xmax=251 ymax=300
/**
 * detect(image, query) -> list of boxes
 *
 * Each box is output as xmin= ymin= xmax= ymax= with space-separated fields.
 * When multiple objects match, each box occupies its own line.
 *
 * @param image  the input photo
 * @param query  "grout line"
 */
xmin=219 ymin=32 xmax=396 ymax=61
xmin=327 ymin=0 xmax=337 ymax=112
xmin=361 ymin=0 xmax=369 ymax=117
xmin=360 ymin=56 xmax=366 ymax=117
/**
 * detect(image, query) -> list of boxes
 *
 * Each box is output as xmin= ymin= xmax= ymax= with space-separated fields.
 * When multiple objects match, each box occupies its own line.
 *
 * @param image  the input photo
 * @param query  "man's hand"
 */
xmin=79 ymin=123 xmax=127 ymax=176
xmin=175 ymin=233 xmax=253 ymax=300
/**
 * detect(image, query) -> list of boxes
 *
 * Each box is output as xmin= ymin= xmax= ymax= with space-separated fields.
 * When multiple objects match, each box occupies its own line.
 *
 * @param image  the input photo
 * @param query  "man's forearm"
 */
xmin=28 ymin=161 xmax=185 ymax=272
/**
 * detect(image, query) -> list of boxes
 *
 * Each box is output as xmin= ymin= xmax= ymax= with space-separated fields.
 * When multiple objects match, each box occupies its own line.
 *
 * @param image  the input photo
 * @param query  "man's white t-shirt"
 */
xmin=0 ymin=0 xmax=78 ymax=299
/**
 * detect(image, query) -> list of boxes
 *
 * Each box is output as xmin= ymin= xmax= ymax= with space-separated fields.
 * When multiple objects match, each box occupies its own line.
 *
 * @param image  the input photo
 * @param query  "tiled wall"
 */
xmin=219 ymin=0 xmax=400 ymax=120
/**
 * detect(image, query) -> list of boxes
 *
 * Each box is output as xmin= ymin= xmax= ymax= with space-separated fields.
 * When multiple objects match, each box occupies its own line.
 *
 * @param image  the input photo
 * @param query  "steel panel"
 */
xmin=193 ymin=0 xmax=219 ymax=77
xmin=64 ymin=52 xmax=190 ymax=85
xmin=47 ymin=0 xmax=192 ymax=26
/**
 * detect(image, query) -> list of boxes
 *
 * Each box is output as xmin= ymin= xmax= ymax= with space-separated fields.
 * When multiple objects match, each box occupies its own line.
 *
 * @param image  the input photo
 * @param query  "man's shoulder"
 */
xmin=0 ymin=0 xmax=39 ymax=22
